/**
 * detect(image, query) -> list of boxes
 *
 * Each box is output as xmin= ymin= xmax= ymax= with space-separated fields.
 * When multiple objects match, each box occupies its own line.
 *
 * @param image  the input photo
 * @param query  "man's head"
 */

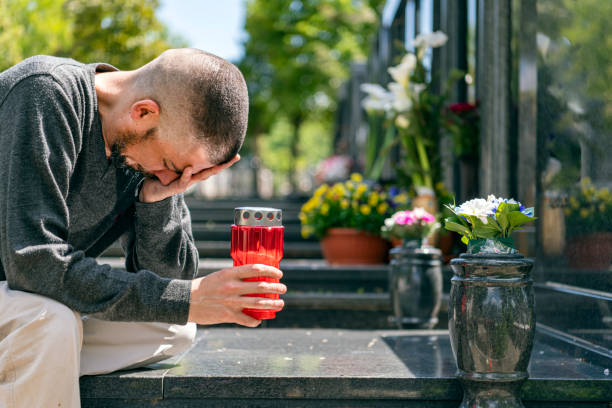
xmin=99 ymin=48 xmax=248 ymax=185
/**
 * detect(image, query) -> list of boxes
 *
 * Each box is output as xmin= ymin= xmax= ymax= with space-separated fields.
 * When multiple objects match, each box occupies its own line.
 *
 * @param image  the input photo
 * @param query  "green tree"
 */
xmin=0 ymin=0 xmax=71 ymax=71
xmin=0 ymin=0 xmax=184 ymax=72
xmin=62 ymin=0 xmax=185 ymax=69
xmin=240 ymin=0 xmax=384 ymax=193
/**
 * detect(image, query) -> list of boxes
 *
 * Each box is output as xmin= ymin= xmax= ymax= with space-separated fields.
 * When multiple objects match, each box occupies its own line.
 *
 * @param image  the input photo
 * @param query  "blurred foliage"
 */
xmin=0 ymin=0 xmax=185 ymax=72
xmin=537 ymin=0 xmax=612 ymax=189
xmin=239 ymin=0 xmax=384 ymax=192
xmin=564 ymin=178 xmax=612 ymax=236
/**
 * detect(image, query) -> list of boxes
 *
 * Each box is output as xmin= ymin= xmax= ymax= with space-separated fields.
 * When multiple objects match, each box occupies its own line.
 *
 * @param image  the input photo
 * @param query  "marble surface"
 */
xmin=81 ymin=328 xmax=612 ymax=404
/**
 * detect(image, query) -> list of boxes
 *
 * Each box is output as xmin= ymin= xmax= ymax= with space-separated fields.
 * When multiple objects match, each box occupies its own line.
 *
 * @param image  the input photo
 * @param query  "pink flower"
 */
xmin=391 ymin=208 xmax=435 ymax=226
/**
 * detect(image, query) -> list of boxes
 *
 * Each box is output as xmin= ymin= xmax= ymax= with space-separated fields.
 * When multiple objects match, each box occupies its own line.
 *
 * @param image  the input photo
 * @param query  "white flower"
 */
xmin=360 ymin=83 xmax=389 ymax=99
xmin=487 ymin=195 xmax=521 ymax=208
xmin=412 ymin=83 xmax=426 ymax=96
xmin=412 ymin=30 xmax=448 ymax=49
xmin=361 ymin=96 xmax=388 ymax=112
xmin=360 ymin=83 xmax=393 ymax=113
xmin=454 ymin=198 xmax=496 ymax=224
xmin=387 ymin=82 xmax=412 ymax=112
xmin=387 ymin=53 xmax=417 ymax=87
xmin=395 ymin=114 xmax=409 ymax=129
xmin=384 ymin=217 xmax=394 ymax=228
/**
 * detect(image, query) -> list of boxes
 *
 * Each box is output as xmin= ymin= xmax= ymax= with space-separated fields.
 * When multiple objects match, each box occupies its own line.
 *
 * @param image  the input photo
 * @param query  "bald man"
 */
xmin=0 ymin=49 xmax=286 ymax=407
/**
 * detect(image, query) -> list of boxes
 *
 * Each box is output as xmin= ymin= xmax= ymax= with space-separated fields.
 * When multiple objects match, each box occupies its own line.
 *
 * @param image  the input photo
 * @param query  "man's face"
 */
xmin=110 ymin=128 xmax=214 ymax=186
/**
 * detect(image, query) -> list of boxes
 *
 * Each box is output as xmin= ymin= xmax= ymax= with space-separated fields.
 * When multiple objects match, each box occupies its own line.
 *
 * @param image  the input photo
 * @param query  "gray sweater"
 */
xmin=0 ymin=56 xmax=196 ymax=324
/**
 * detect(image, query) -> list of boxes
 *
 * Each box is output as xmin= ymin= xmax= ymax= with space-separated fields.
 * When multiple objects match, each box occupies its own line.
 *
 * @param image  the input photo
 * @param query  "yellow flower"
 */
xmin=368 ymin=192 xmax=379 ymax=206
xmin=579 ymin=208 xmax=589 ymax=219
xmin=350 ymin=173 xmax=363 ymax=183
xmin=569 ymin=196 xmax=579 ymax=209
xmin=394 ymin=193 xmax=408 ymax=205
xmin=314 ymin=184 xmax=328 ymax=197
xmin=580 ymin=177 xmax=591 ymax=187
xmin=377 ymin=202 xmax=389 ymax=215
xmin=345 ymin=181 xmax=355 ymax=191
xmin=301 ymin=226 xmax=314 ymax=239
xmin=321 ymin=203 xmax=330 ymax=216
xmin=598 ymin=187 xmax=610 ymax=200
xmin=355 ymin=184 xmax=368 ymax=199
xmin=352 ymin=201 xmax=359 ymax=212
xmin=340 ymin=199 xmax=349 ymax=209
xmin=599 ymin=203 xmax=606 ymax=213
xmin=299 ymin=212 xmax=307 ymax=222
xmin=333 ymin=183 xmax=346 ymax=199
xmin=564 ymin=208 xmax=571 ymax=216
xmin=360 ymin=204 xmax=371 ymax=215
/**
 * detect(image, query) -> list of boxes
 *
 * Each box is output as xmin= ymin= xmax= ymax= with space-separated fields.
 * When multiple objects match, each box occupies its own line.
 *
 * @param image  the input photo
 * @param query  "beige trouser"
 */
xmin=0 ymin=281 xmax=197 ymax=408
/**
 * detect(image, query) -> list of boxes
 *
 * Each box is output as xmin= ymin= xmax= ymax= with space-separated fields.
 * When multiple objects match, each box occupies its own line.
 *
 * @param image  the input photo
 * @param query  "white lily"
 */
xmin=412 ymin=30 xmax=448 ymax=49
xmin=412 ymin=83 xmax=426 ymax=97
xmin=360 ymin=83 xmax=393 ymax=113
xmin=360 ymin=83 xmax=389 ymax=99
xmin=387 ymin=53 xmax=417 ymax=87
xmin=388 ymin=82 xmax=412 ymax=112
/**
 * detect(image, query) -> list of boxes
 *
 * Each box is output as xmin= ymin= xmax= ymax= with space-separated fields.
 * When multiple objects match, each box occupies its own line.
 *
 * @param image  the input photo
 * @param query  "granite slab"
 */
xmin=81 ymin=328 xmax=612 ymax=406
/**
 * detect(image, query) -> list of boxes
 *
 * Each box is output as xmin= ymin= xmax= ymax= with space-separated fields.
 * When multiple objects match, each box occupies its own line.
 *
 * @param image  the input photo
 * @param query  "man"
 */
xmin=0 ymin=48 xmax=286 ymax=407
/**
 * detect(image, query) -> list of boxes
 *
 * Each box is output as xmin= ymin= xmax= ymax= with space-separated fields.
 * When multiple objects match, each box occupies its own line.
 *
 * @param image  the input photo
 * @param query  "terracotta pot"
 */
xmin=566 ymin=232 xmax=612 ymax=270
xmin=321 ymin=228 xmax=389 ymax=264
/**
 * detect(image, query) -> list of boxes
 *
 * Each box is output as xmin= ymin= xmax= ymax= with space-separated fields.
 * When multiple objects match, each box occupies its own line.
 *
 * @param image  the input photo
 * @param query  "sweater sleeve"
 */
xmin=0 ymin=75 xmax=192 ymax=324
xmin=120 ymin=193 xmax=199 ymax=280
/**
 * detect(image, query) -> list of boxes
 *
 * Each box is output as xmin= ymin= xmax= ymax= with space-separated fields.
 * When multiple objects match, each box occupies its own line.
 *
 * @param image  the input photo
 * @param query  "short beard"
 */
xmin=108 ymin=128 xmax=157 ymax=179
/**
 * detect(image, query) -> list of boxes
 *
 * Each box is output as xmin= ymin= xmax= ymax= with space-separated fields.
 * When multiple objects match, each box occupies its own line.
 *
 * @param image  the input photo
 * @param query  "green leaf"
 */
xmin=444 ymin=219 xmax=472 ymax=237
xmin=368 ymin=126 xmax=399 ymax=180
xmin=496 ymin=203 xmax=510 ymax=234
xmin=507 ymin=211 xmax=537 ymax=231
xmin=461 ymin=235 xmax=469 ymax=245
xmin=500 ymin=202 xmax=520 ymax=212
xmin=471 ymin=217 xmax=502 ymax=238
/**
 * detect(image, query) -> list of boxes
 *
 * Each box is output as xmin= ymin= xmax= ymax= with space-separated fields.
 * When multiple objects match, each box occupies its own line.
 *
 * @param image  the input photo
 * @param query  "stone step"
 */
xmin=188 ymin=208 xmax=303 ymax=223
xmin=185 ymin=197 xmax=306 ymax=209
xmin=101 ymin=241 xmax=323 ymax=259
xmin=190 ymin=222 xmax=315 ymax=242
xmin=80 ymin=328 xmax=612 ymax=407
xmin=102 ymin=258 xmax=389 ymax=293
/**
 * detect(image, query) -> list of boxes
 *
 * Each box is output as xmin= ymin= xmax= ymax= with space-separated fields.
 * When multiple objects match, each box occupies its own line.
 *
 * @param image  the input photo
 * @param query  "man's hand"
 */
xmin=139 ymin=154 xmax=241 ymax=203
xmin=188 ymin=264 xmax=286 ymax=327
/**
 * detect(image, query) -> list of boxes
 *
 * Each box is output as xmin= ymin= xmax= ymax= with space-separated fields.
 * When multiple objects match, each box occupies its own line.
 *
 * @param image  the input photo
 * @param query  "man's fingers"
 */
xmin=237 ymin=280 xmax=287 ymax=295
xmin=191 ymin=154 xmax=241 ymax=183
xmin=241 ymin=297 xmax=285 ymax=309
xmin=235 ymin=313 xmax=261 ymax=327
xmin=232 ymin=264 xmax=283 ymax=280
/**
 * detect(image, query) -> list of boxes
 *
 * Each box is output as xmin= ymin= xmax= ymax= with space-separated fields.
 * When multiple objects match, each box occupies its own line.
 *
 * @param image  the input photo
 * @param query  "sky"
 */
xmin=157 ymin=1 xmax=247 ymax=63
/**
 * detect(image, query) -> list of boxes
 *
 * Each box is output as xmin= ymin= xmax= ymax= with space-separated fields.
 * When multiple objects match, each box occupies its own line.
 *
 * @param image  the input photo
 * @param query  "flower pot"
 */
xmin=566 ymin=232 xmax=612 ymax=270
xmin=389 ymin=241 xmax=442 ymax=329
xmin=321 ymin=228 xmax=389 ymax=264
xmin=449 ymin=244 xmax=535 ymax=408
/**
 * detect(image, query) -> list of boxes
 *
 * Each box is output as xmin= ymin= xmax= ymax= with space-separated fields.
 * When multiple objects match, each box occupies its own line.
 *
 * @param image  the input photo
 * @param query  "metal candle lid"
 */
xmin=234 ymin=207 xmax=282 ymax=227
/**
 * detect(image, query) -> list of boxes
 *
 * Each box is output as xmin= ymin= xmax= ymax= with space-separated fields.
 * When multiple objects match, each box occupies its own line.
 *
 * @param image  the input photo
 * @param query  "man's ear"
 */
xmin=130 ymin=99 xmax=160 ymax=124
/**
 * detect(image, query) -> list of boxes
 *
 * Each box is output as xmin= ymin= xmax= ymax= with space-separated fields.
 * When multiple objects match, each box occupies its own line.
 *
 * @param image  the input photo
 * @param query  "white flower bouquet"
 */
xmin=359 ymin=31 xmax=465 ymax=193
xmin=444 ymin=195 xmax=536 ymax=253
